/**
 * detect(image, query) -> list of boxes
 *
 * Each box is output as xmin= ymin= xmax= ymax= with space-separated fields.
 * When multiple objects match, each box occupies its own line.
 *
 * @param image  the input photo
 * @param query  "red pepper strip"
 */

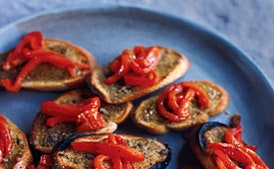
xmin=213 ymin=149 xmax=241 ymax=169
xmin=41 ymin=97 xmax=100 ymax=117
xmin=123 ymin=70 xmax=158 ymax=86
xmin=157 ymin=84 xmax=196 ymax=122
xmin=1 ymin=50 xmax=90 ymax=93
xmin=180 ymin=82 xmax=211 ymax=108
xmin=93 ymin=154 xmax=112 ymax=169
xmin=241 ymin=147 xmax=269 ymax=169
xmin=133 ymin=46 xmax=145 ymax=57
xmin=77 ymin=109 xmax=106 ymax=131
xmin=45 ymin=115 xmax=76 ymax=127
xmin=225 ymin=125 xmax=257 ymax=151
xmin=0 ymin=139 xmax=4 ymax=162
xmin=207 ymin=143 xmax=255 ymax=166
xmin=71 ymin=141 xmax=145 ymax=162
xmin=245 ymin=164 xmax=269 ymax=169
xmin=0 ymin=115 xmax=13 ymax=158
xmin=2 ymin=31 xmax=43 ymax=70
xmin=130 ymin=46 xmax=160 ymax=74
xmin=104 ymin=49 xmax=131 ymax=85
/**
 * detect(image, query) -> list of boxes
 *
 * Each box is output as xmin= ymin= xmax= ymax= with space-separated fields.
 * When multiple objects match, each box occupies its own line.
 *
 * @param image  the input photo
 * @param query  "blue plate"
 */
xmin=0 ymin=4 xmax=273 ymax=168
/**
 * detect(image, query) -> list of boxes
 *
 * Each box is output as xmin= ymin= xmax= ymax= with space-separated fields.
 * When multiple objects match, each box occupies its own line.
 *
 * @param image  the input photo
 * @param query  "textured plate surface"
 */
xmin=0 ymin=4 xmax=273 ymax=168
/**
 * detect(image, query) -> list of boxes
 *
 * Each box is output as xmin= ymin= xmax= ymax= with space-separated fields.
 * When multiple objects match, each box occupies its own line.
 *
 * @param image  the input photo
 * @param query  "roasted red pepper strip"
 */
xmin=225 ymin=124 xmax=257 ymax=151
xmin=241 ymin=147 xmax=269 ymax=168
xmin=104 ymin=49 xmax=131 ymax=85
xmin=2 ymin=31 xmax=43 ymax=70
xmin=180 ymin=82 xmax=210 ymax=108
xmin=77 ymin=109 xmax=105 ymax=131
xmin=208 ymin=143 xmax=255 ymax=166
xmin=71 ymin=141 xmax=145 ymax=162
xmin=123 ymin=70 xmax=158 ymax=86
xmin=41 ymin=97 xmax=105 ymax=131
xmin=213 ymin=149 xmax=241 ymax=169
xmin=1 ymin=50 xmax=90 ymax=93
xmin=0 ymin=114 xmax=13 ymax=162
xmin=41 ymin=98 xmax=100 ymax=117
xmin=104 ymin=46 xmax=160 ymax=86
xmin=157 ymin=82 xmax=210 ymax=122
xmin=93 ymin=154 xmax=112 ymax=169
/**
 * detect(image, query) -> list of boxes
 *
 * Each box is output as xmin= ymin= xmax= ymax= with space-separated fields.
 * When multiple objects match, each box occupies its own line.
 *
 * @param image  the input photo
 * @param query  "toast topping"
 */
xmin=0 ymin=114 xmax=13 ymax=163
xmin=71 ymin=134 xmax=145 ymax=169
xmin=157 ymin=81 xmax=210 ymax=122
xmin=104 ymin=46 xmax=160 ymax=86
xmin=1 ymin=31 xmax=91 ymax=92
xmin=206 ymin=124 xmax=269 ymax=169
xmin=27 ymin=154 xmax=51 ymax=169
xmin=41 ymin=96 xmax=106 ymax=131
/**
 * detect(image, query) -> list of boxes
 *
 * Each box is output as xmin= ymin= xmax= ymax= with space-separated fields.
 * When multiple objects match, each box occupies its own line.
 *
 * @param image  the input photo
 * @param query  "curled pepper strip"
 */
xmin=41 ymin=97 xmax=105 ymax=131
xmin=1 ymin=50 xmax=90 ymax=93
xmin=0 ymin=114 xmax=13 ymax=163
xmin=71 ymin=134 xmax=144 ymax=169
xmin=2 ymin=31 xmax=43 ymax=70
xmin=157 ymin=82 xmax=210 ymax=122
xmin=104 ymin=46 xmax=160 ymax=86
xmin=207 ymin=125 xmax=269 ymax=169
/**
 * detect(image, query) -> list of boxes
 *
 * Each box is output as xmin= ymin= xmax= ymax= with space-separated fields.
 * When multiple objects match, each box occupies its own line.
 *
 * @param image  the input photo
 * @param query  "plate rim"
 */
xmin=0 ymin=2 xmax=273 ymax=167
xmin=0 ymin=3 xmax=273 ymax=96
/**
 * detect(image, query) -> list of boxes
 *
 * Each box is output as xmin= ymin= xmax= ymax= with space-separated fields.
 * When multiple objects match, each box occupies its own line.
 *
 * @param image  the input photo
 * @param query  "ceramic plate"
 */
xmin=0 ymin=4 xmax=273 ymax=168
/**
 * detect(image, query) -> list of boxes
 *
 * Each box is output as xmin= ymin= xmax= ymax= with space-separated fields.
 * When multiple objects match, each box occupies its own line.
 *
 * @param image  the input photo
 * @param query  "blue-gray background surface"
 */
xmin=0 ymin=0 xmax=273 ymax=87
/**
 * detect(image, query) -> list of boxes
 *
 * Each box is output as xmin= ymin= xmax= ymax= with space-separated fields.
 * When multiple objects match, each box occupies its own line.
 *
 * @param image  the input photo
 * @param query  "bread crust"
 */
xmin=88 ymin=46 xmax=190 ymax=104
xmin=2 ymin=116 xmax=33 ymax=168
xmin=0 ymin=38 xmax=98 ymax=91
xmin=132 ymin=80 xmax=229 ymax=135
xmin=29 ymin=89 xmax=133 ymax=153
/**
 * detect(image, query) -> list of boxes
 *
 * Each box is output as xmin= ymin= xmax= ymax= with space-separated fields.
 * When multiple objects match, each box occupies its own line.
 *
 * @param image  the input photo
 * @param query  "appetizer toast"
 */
xmin=0 ymin=114 xmax=32 ymax=168
xmin=187 ymin=115 xmax=269 ymax=169
xmin=52 ymin=134 xmax=171 ymax=169
xmin=133 ymin=80 xmax=229 ymax=135
xmin=88 ymin=46 xmax=190 ymax=104
xmin=30 ymin=89 xmax=133 ymax=153
xmin=0 ymin=31 xmax=97 ymax=92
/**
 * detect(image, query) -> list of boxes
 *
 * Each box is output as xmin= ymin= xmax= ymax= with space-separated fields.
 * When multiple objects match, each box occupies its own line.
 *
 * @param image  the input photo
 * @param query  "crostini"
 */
xmin=0 ymin=31 xmax=97 ymax=92
xmin=0 ymin=114 xmax=33 ymax=168
xmin=29 ymin=89 xmax=133 ymax=153
xmin=187 ymin=115 xmax=269 ymax=169
xmin=52 ymin=133 xmax=171 ymax=169
xmin=132 ymin=80 xmax=229 ymax=135
xmin=88 ymin=45 xmax=190 ymax=104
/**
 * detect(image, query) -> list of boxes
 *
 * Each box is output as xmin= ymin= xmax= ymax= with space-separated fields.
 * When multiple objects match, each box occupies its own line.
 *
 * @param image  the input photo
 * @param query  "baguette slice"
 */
xmin=29 ymin=89 xmax=133 ymax=153
xmin=0 ymin=38 xmax=98 ymax=91
xmin=0 ymin=115 xmax=33 ymax=168
xmin=187 ymin=115 xmax=269 ymax=169
xmin=187 ymin=121 xmax=228 ymax=169
xmin=88 ymin=46 xmax=190 ymax=104
xmin=132 ymin=80 xmax=229 ymax=135
xmin=52 ymin=134 xmax=171 ymax=169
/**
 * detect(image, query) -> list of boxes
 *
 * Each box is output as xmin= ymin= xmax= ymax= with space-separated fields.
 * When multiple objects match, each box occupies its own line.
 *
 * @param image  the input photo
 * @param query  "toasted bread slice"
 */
xmin=29 ymin=89 xmax=133 ymax=153
xmin=52 ymin=134 xmax=171 ymax=169
xmin=0 ymin=38 xmax=98 ymax=91
xmin=132 ymin=80 xmax=229 ymax=135
xmin=187 ymin=116 xmax=269 ymax=169
xmin=88 ymin=46 xmax=190 ymax=104
xmin=1 ymin=115 xmax=33 ymax=168
xmin=187 ymin=122 xmax=228 ymax=169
